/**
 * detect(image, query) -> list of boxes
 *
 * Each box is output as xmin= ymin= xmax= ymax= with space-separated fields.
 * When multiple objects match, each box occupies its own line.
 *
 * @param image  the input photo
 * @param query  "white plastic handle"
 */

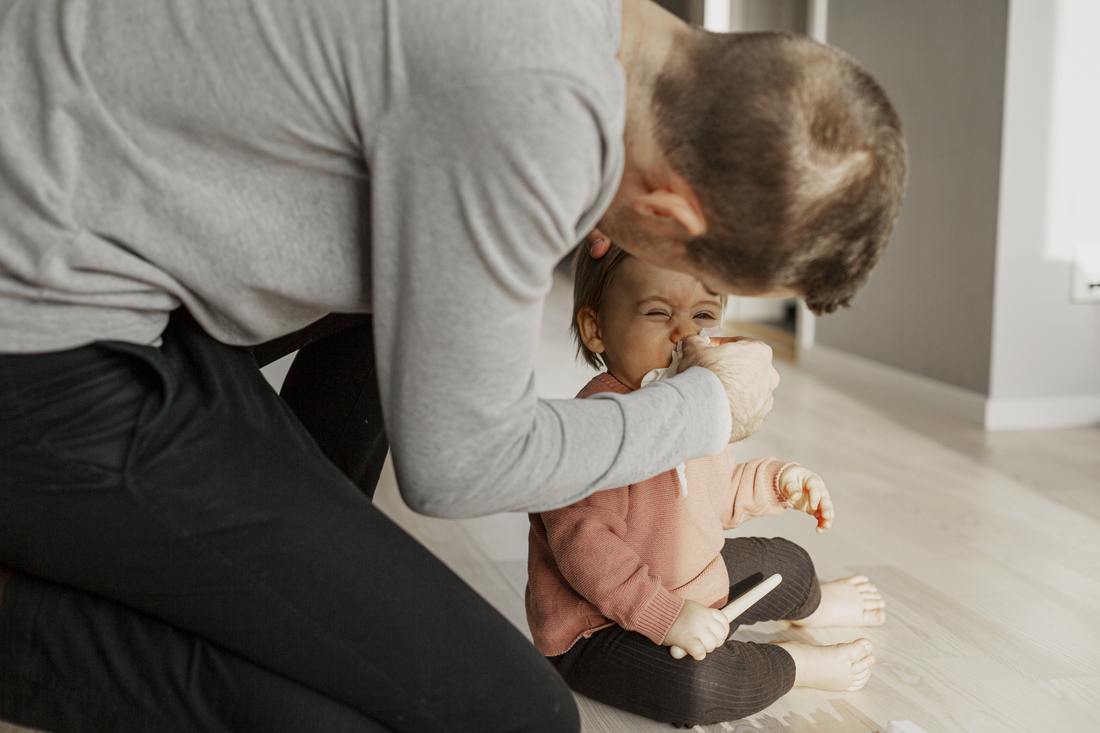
xmin=669 ymin=573 xmax=783 ymax=659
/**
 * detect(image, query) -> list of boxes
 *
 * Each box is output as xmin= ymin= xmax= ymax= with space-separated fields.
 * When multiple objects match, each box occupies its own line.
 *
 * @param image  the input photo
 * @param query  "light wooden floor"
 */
xmin=4 ymin=274 xmax=1098 ymax=733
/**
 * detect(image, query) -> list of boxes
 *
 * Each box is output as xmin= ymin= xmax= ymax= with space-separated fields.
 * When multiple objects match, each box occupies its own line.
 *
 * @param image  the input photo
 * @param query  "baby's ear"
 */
xmin=577 ymin=307 xmax=604 ymax=355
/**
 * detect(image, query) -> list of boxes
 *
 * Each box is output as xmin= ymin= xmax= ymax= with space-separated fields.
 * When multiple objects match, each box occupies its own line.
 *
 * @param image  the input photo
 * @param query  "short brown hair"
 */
xmin=571 ymin=243 xmax=632 ymax=369
xmin=652 ymin=31 xmax=908 ymax=314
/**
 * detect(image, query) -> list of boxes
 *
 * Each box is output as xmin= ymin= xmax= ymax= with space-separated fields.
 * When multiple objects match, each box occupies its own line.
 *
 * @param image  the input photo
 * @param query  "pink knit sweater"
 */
xmin=525 ymin=373 xmax=793 ymax=656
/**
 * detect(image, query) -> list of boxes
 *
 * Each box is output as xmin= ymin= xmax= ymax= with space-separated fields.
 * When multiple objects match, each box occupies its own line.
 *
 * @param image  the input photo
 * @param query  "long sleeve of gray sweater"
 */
xmin=0 ymin=0 xmax=732 ymax=517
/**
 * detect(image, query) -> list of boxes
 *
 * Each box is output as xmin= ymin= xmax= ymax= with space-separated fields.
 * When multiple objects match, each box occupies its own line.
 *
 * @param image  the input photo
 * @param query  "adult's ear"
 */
xmin=584 ymin=228 xmax=612 ymax=258
xmin=630 ymin=189 xmax=707 ymax=238
xmin=576 ymin=306 xmax=604 ymax=355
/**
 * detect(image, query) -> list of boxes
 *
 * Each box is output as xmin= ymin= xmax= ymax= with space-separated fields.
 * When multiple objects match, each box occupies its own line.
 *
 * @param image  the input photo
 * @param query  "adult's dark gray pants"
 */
xmin=0 ymin=310 xmax=578 ymax=733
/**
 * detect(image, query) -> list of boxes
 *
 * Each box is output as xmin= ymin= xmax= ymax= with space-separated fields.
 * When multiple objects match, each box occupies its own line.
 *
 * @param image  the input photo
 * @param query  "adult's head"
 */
xmin=602 ymin=3 xmax=908 ymax=315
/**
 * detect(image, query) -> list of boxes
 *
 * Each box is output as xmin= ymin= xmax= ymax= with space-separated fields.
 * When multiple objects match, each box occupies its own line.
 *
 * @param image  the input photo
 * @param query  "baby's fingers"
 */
xmin=814 ymin=487 xmax=834 ymax=532
xmin=803 ymin=476 xmax=829 ymax=511
xmin=816 ymin=502 xmax=835 ymax=533
xmin=689 ymin=625 xmax=723 ymax=660
xmin=692 ymin=610 xmax=729 ymax=659
xmin=708 ymin=608 xmax=731 ymax=646
xmin=684 ymin=639 xmax=710 ymax=661
xmin=784 ymin=486 xmax=803 ymax=506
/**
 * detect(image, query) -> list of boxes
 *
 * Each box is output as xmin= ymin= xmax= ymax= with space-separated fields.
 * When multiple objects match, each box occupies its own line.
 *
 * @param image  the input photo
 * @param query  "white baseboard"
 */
xmin=985 ymin=394 xmax=1100 ymax=430
xmin=799 ymin=344 xmax=1100 ymax=430
xmin=799 ymin=344 xmax=987 ymax=424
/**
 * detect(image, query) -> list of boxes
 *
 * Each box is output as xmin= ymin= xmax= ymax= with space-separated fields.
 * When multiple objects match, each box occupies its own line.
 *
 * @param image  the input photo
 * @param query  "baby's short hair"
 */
xmin=571 ymin=243 xmax=631 ymax=370
xmin=653 ymin=31 xmax=908 ymax=314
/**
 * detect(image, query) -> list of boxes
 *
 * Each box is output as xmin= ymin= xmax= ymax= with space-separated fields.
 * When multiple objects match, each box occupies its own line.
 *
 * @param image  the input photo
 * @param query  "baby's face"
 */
xmin=596 ymin=258 xmax=722 ymax=390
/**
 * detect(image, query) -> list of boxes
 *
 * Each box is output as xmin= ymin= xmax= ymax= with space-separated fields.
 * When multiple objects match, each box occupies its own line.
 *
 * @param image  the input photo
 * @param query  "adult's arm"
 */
xmin=369 ymin=76 xmax=731 ymax=518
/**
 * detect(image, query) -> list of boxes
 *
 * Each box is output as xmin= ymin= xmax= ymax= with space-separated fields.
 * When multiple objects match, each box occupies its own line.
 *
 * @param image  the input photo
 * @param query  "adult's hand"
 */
xmin=584 ymin=227 xmax=611 ymax=258
xmin=678 ymin=335 xmax=779 ymax=443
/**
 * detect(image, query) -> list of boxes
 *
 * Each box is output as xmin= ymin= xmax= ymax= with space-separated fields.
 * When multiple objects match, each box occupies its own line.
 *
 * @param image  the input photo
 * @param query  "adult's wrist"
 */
xmin=679 ymin=366 xmax=733 ymax=450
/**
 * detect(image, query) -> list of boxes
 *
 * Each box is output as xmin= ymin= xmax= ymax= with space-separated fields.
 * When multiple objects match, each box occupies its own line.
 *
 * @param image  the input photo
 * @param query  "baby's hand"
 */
xmin=663 ymin=599 xmax=730 ymax=661
xmin=779 ymin=466 xmax=834 ymax=533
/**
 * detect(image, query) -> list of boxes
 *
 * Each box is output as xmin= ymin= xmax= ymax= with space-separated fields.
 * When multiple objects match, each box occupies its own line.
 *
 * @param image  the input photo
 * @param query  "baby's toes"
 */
xmin=846 ymin=650 xmax=874 ymax=690
xmin=847 ymin=672 xmax=872 ymax=692
xmin=844 ymin=664 xmax=871 ymax=686
xmin=846 ymin=639 xmax=874 ymax=662
xmin=851 ymin=652 xmax=875 ymax=672
xmin=859 ymin=587 xmax=884 ymax=604
xmin=863 ymin=594 xmax=886 ymax=610
xmin=863 ymin=607 xmax=887 ymax=626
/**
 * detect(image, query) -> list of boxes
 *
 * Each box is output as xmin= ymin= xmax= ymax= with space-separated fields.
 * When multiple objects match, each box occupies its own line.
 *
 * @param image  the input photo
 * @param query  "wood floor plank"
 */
xmin=1036 ymin=676 xmax=1100 ymax=723
xmin=934 ymin=655 xmax=1099 ymax=732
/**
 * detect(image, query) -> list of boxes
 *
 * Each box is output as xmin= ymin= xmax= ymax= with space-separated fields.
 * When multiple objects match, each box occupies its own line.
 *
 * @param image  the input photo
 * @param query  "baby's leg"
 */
xmin=719 ymin=537 xmax=821 ymax=627
xmin=790 ymin=576 xmax=886 ymax=628
xmin=549 ymin=626 xmax=795 ymax=728
xmin=771 ymin=639 xmax=875 ymax=691
xmin=720 ymin=539 xmax=885 ymax=628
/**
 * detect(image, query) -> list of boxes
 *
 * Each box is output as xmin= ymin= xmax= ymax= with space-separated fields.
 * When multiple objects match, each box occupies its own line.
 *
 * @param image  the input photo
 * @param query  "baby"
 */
xmin=525 ymin=245 xmax=886 ymax=728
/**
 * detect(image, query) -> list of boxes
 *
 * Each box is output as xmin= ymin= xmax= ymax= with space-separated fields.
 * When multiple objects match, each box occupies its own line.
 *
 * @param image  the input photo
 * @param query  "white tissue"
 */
xmin=639 ymin=326 xmax=722 ymax=497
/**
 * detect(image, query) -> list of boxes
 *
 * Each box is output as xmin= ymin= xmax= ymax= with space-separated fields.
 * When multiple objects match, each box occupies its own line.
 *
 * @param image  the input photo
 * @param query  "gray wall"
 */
xmin=815 ymin=0 xmax=1010 ymax=395
xmin=653 ymin=0 xmax=705 ymax=26
xmin=730 ymin=0 xmax=807 ymax=33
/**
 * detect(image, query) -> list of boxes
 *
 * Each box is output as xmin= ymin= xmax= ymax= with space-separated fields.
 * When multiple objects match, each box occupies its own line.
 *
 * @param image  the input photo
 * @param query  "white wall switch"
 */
xmin=1071 ymin=243 xmax=1100 ymax=304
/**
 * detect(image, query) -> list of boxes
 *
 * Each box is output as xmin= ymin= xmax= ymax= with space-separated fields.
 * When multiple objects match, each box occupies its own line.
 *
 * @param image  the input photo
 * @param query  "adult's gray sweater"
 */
xmin=0 ymin=0 xmax=731 ymax=516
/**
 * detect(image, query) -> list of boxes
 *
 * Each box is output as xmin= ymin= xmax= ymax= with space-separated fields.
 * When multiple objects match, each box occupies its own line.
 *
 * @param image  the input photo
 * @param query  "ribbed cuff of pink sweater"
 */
xmin=771 ymin=461 xmax=800 ymax=506
xmin=631 ymin=585 xmax=686 ymax=646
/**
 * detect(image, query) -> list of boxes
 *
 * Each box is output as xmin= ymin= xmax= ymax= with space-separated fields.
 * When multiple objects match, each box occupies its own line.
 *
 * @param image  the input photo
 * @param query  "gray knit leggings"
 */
xmin=548 ymin=536 xmax=820 ymax=728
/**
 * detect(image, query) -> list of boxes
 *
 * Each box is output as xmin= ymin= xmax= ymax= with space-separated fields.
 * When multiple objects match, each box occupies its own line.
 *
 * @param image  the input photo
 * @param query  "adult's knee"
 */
xmin=0 ymin=573 xmax=391 ymax=733
xmin=0 ymin=566 xmax=11 ymax=606
xmin=503 ymin=659 xmax=580 ymax=733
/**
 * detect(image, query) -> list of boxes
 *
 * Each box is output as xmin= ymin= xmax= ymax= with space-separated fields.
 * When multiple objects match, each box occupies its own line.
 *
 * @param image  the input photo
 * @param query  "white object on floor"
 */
xmin=887 ymin=721 xmax=929 ymax=733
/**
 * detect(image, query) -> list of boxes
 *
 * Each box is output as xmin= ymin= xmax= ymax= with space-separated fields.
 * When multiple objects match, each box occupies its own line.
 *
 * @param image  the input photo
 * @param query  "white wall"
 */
xmin=986 ymin=0 xmax=1100 ymax=428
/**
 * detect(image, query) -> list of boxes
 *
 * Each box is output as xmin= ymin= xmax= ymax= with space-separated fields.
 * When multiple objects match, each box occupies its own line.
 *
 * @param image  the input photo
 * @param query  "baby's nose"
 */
xmin=670 ymin=319 xmax=699 ymax=343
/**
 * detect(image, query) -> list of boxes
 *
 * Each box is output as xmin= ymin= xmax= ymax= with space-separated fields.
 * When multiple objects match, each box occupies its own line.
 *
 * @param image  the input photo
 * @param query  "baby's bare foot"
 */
xmin=792 ymin=575 xmax=885 ymax=628
xmin=773 ymin=638 xmax=874 ymax=691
